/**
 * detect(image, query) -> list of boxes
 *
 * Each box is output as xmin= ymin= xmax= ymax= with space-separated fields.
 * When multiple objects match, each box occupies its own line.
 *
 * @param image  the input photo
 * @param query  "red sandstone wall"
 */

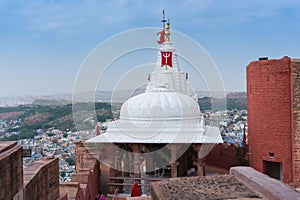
xmin=247 ymin=56 xmax=293 ymax=184
xmin=0 ymin=142 xmax=23 ymax=200
xmin=75 ymin=141 xmax=98 ymax=173
xmin=70 ymin=164 xmax=100 ymax=200
xmin=65 ymin=141 xmax=100 ymax=199
xmin=23 ymin=158 xmax=60 ymax=200
xmin=86 ymin=163 xmax=100 ymax=200
xmin=60 ymin=182 xmax=85 ymax=200
xmin=60 ymin=194 xmax=68 ymax=200
xmin=291 ymin=59 xmax=300 ymax=187
xmin=205 ymin=143 xmax=241 ymax=170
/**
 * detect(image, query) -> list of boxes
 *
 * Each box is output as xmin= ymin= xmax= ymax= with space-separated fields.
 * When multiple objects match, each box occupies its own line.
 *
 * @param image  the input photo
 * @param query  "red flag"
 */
xmin=161 ymin=52 xmax=172 ymax=67
xmin=157 ymin=30 xmax=165 ymax=44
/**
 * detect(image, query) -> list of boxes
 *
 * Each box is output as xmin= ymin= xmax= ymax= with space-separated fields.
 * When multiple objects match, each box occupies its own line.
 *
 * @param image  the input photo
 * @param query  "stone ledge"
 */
xmin=23 ymin=157 xmax=59 ymax=185
xmin=0 ymin=141 xmax=18 ymax=156
xmin=60 ymin=182 xmax=81 ymax=199
xmin=126 ymin=197 xmax=151 ymax=200
xmin=71 ymin=173 xmax=89 ymax=184
xmin=230 ymin=166 xmax=300 ymax=200
xmin=150 ymin=174 xmax=260 ymax=200
xmin=106 ymin=196 xmax=151 ymax=200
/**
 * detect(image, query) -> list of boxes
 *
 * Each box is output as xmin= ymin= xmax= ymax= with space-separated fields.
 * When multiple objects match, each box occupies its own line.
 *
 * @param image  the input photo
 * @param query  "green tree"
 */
xmin=234 ymin=146 xmax=249 ymax=166
xmin=60 ymin=171 xmax=66 ymax=177
xmin=65 ymin=157 xmax=75 ymax=166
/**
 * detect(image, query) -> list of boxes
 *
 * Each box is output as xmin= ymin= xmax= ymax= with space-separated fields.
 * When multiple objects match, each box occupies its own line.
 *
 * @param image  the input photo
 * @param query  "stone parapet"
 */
xmin=230 ymin=166 xmax=300 ymax=200
xmin=60 ymin=182 xmax=84 ymax=200
xmin=23 ymin=157 xmax=59 ymax=200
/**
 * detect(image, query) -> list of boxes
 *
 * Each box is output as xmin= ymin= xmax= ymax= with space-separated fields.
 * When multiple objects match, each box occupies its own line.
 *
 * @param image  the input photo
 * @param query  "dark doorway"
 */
xmin=263 ymin=160 xmax=282 ymax=180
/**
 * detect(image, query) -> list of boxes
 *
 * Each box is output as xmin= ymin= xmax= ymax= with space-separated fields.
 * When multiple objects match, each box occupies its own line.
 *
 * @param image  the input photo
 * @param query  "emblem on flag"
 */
xmin=161 ymin=52 xmax=172 ymax=67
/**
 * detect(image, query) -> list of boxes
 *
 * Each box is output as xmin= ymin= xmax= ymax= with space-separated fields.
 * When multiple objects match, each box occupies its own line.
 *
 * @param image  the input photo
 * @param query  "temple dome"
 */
xmin=120 ymin=85 xmax=201 ymax=121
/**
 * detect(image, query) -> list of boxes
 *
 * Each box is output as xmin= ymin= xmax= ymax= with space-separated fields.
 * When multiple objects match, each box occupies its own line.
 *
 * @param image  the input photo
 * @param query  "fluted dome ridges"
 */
xmin=120 ymin=86 xmax=200 ymax=121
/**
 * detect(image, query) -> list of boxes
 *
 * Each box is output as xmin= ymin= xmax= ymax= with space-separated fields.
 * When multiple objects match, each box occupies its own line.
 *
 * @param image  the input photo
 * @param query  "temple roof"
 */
xmin=85 ymin=14 xmax=222 ymax=145
xmin=146 ymin=42 xmax=194 ymax=97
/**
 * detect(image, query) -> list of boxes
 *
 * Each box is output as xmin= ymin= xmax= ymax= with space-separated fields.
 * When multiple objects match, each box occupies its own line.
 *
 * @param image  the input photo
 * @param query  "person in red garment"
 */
xmin=131 ymin=182 xmax=141 ymax=197
xmin=95 ymin=190 xmax=106 ymax=200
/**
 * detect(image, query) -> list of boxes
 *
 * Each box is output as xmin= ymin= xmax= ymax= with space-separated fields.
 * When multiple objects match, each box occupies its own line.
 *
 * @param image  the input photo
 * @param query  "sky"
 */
xmin=0 ymin=0 xmax=300 ymax=97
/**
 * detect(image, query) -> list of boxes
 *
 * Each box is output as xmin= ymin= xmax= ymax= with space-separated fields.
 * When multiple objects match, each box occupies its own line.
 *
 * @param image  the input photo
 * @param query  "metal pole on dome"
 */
xmin=161 ymin=9 xmax=167 ymax=34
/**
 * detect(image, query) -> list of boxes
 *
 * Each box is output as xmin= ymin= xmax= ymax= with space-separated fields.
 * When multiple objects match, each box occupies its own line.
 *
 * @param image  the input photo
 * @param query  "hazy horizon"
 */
xmin=0 ymin=89 xmax=245 ymax=99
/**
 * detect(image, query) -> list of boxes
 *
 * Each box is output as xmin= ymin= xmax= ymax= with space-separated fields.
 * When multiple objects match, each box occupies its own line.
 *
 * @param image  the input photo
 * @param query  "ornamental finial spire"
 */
xmin=165 ymin=19 xmax=170 ymax=42
xmin=162 ymin=10 xmax=170 ymax=42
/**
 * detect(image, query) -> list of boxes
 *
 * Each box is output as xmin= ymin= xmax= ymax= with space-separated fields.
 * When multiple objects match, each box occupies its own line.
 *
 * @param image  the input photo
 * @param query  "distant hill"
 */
xmin=226 ymin=92 xmax=247 ymax=99
xmin=0 ymin=90 xmax=239 ymax=107
xmin=198 ymin=92 xmax=247 ymax=111
xmin=0 ymin=111 xmax=24 ymax=120
xmin=32 ymin=99 xmax=71 ymax=106
xmin=0 ymin=102 xmax=113 ymax=141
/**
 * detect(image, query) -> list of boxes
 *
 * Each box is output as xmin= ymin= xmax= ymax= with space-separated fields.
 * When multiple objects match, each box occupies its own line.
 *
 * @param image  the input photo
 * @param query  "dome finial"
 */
xmin=165 ymin=19 xmax=170 ymax=42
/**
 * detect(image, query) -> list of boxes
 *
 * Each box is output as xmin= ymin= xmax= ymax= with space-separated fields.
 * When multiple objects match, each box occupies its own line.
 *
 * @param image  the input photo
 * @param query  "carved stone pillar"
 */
xmin=108 ymin=162 xmax=117 ymax=194
xmin=129 ymin=144 xmax=142 ymax=195
xmin=196 ymin=157 xmax=205 ymax=176
xmin=167 ymin=144 xmax=180 ymax=178
xmin=131 ymin=144 xmax=141 ymax=180
xmin=123 ymin=151 xmax=130 ymax=177
xmin=192 ymin=144 xmax=206 ymax=176
xmin=170 ymin=161 xmax=179 ymax=178
xmin=128 ymin=151 xmax=134 ymax=173
xmin=115 ymin=146 xmax=123 ymax=193
xmin=115 ymin=148 xmax=122 ymax=172
xmin=145 ymin=151 xmax=155 ymax=174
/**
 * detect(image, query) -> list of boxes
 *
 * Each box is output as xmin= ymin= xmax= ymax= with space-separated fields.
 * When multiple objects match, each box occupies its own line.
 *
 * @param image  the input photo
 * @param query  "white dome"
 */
xmin=120 ymin=86 xmax=201 ymax=121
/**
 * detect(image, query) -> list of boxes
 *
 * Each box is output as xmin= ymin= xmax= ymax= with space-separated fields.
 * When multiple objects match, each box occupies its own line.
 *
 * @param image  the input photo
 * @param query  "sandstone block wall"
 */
xmin=0 ymin=142 xmax=23 ymax=200
xmin=60 ymin=182 xmax=84 ymax=200
xmin=292 ymin=59 xmax=300 ymax=187
xmin=247 ymin=56 xmax=293 ymax=184
xmin=205 ymin=143 xmax=241 ymax=169
xmin=59 ymin=141 xmax=100 ymax=199
xmin=75 ymin=141 xmax=98 ymax=173
xmin=23 ymin=157 xmax=59 ymax=200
